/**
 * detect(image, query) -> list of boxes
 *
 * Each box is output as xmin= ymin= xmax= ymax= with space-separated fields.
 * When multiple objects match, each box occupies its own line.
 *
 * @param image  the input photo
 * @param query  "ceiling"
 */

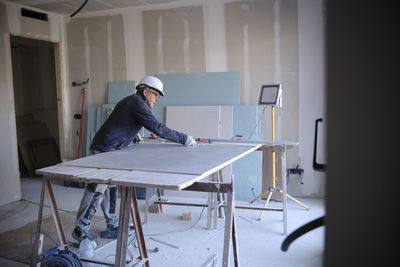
xmin=8 ymin=0 xmax=194 ymax=16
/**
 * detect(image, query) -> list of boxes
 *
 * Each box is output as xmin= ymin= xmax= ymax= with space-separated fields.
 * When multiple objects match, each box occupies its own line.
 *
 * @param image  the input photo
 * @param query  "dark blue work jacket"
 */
xmin=90 ymin=93 xmax=188 ymax=152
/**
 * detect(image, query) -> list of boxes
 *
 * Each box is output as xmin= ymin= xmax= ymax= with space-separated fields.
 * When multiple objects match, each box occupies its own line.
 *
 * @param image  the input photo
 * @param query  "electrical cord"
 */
xmin=0 ymin=200 xmax=28 ymax=222
xmin=22 ymin=198 xmax=77 ymax=214
xmin=247 ymin=105 xmax=267 ymax=140
xmin=70 ymin=0 xmax=89 ymax=18
xmin=144 ymin=201 xmax=208 ymax=237
xmin=251 ymin=187 xmax=264 ymax=204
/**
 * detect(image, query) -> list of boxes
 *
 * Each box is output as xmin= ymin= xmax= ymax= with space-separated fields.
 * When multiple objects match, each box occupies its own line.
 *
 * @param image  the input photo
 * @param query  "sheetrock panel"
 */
xmin=67 ymin=15 xmax=127 ymax=107
xmin=107 ymin=80 xmax=135 ymax=104
xmin=220 ymin=106 xmax=234 ymax=139
xmin=143 ymin=6 xmax=205 ymax=74
xmin=61 ymin=142 xmax=259 ymax=177
xmin=232 ymin=150 xmax=263 ymax=202
xmin=164 ymin=105 xmax=233 ymax=199
xmin=156 ymin=72 xmax=240 ymax=106
xmin=141 ymin=106 xmax=166 ymax=138
xmin=232 ymin=105 xmax=263 ymax=201
xmin=112 ymin=171 xmax=198 ymax=190
xmin=0 ymin=3 xmax=20 ymax=206
xmin=233 ymin=105 xmax=263 ymax=141
xmin=20 ymin=15 xmax=50 ymax=38
xmin=165 ymin=106 xmax=233 ymax=139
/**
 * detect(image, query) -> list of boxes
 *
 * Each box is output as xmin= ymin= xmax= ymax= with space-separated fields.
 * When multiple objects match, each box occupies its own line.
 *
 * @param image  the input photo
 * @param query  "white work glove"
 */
xmin=185 ymin=135 xmax=197 ymax=146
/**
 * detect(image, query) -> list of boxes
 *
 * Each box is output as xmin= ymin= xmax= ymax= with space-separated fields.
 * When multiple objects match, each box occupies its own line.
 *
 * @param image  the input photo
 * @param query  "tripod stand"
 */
xmin=250 ymin=106 xmax=309 ymax=221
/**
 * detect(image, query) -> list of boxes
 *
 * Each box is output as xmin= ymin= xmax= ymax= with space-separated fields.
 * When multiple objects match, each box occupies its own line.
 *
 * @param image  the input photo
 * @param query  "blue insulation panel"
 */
xmin=232 ymin=151 xmax=263 ymax=202
xmin=232 ymin=105 xmax=263 ymax=201
xmin=141 ymin=106 xmax=165 ymax=138
xmin=107 ymin=81 xmax=135 ymax=104
xmin=156 ymin=72 xmax=240 ymax=106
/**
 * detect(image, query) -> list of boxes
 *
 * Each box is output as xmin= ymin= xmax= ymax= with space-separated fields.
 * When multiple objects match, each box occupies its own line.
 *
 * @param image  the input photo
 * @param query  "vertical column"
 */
xmin=281 ymin=147 xmax=288 ymax=235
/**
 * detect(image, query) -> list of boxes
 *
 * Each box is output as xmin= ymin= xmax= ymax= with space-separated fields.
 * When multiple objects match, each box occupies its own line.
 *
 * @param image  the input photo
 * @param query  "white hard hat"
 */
xmin=138 ymin=76 xmax=164 ymax=96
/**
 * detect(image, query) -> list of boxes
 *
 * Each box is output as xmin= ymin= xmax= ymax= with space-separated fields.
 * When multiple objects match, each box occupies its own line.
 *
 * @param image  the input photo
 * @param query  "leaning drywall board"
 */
xmin=107 ymin=81 xmax=135 ymax=104
xmin=140 ymin=106 xmax=165 ymax=138
xmin=165 ymin=106 xmax=233 ymax=139
xmin=156 ymin=72 xmax=240 ymax=106
xmin=232 ymin=105 xmax=263 ymax=201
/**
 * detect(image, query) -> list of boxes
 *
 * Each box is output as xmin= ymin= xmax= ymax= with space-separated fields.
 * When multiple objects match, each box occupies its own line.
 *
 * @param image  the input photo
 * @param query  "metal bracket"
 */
xmin=268 ymin=186 xmax=281 ymax=193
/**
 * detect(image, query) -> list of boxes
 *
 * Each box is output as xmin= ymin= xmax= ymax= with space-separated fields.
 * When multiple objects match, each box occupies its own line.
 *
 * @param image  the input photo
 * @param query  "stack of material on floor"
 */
xmin=16 ymin=113 xmax=60 ymax=176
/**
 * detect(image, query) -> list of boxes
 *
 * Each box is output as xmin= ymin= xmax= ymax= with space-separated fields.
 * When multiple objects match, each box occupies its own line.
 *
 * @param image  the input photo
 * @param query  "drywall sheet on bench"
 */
xmin=62 ymin=143 xmax=258 ymax=176
xmin=156 ymin=72 xmax=240 ymax=106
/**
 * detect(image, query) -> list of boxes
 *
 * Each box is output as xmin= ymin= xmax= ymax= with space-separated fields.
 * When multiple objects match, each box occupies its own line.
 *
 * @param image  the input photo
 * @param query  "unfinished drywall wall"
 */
xmin=0 ymin=1 xmax=67 ymax=206
xmin=225 ymin=0 xmax=301 ymax=197
xmin=20 ymin=12 xmax=50 ymax=37
xmin=0 ymin=2 xmax=20 ymax=206
xmin=67 ymin=15 xmax=126 ymax=158
xmin=143 ymin=6 xmax=206 ymax=74
xmin=41 ymin=0 xmax=325 ymax=198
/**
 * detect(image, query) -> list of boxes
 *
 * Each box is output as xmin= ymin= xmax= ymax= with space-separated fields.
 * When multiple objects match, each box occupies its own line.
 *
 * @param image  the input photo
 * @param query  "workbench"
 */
xmin=32 ymin=142 xmax=262 ymax=267
xmin=149 ymin=140 xmax=299 ymax=235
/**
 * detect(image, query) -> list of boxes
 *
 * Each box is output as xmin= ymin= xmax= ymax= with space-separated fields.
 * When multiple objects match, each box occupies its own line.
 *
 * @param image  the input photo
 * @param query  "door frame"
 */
xmin=9 ymin=33 xmax=67 ymax=161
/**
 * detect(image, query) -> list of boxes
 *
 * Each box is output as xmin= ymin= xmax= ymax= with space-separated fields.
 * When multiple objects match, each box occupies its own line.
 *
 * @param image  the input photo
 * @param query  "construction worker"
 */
xmin=72 ymin=76 xmax=197 ymax=241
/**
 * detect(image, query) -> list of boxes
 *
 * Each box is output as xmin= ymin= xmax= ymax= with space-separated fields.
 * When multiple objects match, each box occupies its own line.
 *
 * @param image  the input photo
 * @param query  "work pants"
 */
xmin=75 ymin=183 xmax=118 ymax=233
xmin=75 ymin=149 xmax=118 ymax=233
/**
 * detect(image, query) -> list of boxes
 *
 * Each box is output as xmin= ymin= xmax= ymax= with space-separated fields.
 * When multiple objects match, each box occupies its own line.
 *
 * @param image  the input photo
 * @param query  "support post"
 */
xmin=44 ymin=179 xmax=67 ymax=248
xmin=131 ymin=187 xmax=149 ymax=266
xmin=115 ymin=186 xmax=132 ymax=267
xmin=222 ymin=175 xmax=239 ymax=267
xmin=31 ymin=178 xmax=46 ymax=267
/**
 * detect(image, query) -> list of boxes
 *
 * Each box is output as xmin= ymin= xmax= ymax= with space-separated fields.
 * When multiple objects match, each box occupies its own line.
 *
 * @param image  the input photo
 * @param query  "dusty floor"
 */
xmin=0 ymin=177 xmax=325 ymax=266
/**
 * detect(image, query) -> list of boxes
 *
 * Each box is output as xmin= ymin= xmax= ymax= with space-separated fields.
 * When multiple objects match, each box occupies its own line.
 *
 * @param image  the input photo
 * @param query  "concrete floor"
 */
xmin=0 ymin=177 xmax=325 ymax=266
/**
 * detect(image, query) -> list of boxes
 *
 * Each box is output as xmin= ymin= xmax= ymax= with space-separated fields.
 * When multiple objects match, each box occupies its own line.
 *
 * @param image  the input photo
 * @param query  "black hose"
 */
xmin=70 ymin=0 xmax=89 ymax=18
xmin=281 ymin=216 xmax=325 ymax=252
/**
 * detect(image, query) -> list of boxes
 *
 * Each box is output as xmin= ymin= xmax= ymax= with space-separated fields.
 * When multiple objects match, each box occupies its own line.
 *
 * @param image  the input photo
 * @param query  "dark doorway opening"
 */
xmin=10 ymin=35 xmax=61 ymax=177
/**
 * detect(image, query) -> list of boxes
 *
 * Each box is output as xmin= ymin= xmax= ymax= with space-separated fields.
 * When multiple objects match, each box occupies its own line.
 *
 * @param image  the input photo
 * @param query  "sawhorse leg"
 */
xmin=217 ymin=170 xmax=226 ymax=218
xmin=115 ymin=186 xmax=149 ymax=267
xmin=182 ymin=176 xmax=240 ymax=266
xmin=222 ymin=175 xmax=239 ymax=267
xmin=31 ymin=177 xmax=68 ymax=267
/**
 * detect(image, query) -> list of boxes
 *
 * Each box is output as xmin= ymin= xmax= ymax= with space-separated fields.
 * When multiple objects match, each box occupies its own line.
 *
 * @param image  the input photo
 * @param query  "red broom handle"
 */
xmin=77 ymin=90 xmax=85 ymax=158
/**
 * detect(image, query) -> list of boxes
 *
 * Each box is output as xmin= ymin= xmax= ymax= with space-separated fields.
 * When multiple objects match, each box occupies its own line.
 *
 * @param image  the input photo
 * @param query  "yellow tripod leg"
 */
xmin=250 ymin=189 xmax=270 ymax=204
xmin=279 ymin=191 xmax=309 ymax=210
xmin=257 ymin=191 xmax=273 ymax=220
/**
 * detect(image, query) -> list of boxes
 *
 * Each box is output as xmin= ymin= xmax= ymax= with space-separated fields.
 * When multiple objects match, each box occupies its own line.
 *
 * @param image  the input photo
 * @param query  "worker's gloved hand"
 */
xmin=185 ymin=135 xmax=197 ymax=146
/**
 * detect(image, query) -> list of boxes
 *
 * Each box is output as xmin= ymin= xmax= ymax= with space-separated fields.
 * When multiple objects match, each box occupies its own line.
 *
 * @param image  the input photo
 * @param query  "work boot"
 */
xmin=100 ymin=225 xmax=135 ymax=239
xmin=72 ymin=227 xmax=99 ymax=242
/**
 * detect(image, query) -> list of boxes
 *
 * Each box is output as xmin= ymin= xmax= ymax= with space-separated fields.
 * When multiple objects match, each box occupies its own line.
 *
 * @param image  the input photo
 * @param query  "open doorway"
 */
xmin=10 ymin=35 xmax=63 ymax=177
